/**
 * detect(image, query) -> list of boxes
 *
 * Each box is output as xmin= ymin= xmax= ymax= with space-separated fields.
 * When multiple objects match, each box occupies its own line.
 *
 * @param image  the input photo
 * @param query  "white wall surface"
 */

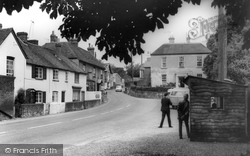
xmin=0 ymin=33 xmax=26 ymax=96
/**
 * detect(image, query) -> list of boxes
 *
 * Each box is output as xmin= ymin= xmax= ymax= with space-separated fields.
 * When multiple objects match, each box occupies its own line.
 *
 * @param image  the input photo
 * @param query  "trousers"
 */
xmin=159 ymin=110 xmax=171 ymax=127
xmin=178 ymin=117 xmax=189 ymax=138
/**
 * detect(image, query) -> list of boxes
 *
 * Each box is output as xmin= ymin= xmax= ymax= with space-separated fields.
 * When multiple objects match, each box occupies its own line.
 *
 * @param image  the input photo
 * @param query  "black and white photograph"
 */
xmin=0 ymin=0 xmax=249 ymax=155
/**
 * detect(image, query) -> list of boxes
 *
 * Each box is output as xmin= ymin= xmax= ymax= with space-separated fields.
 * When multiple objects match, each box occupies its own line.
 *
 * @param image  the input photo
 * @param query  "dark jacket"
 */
xmin=161 ymin=97 xmax=172 ymax=112
xmin=177 ymin=100 xmax=189 ymax=120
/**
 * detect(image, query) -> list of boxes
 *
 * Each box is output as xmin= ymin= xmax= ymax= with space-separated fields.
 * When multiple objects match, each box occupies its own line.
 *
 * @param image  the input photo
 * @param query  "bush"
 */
xmin=130 ymin=86 xmax=171 ymax=92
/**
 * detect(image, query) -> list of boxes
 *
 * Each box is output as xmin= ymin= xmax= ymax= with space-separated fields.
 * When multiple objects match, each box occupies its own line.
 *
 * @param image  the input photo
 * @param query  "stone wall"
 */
xmin=65 ymin=101 xmax=85 ymax=112
xmin=0 ymin=75 xmax=15 ymax=121
xmin=185 ymin=76 xmax=247 ymax=142
xmin=65 ymin=100 xmax=102 ymax=112
xmin=21 ymin=103 xmax=44 ymax=118
xmin=85 ymin=100 xmax=101 ymax=109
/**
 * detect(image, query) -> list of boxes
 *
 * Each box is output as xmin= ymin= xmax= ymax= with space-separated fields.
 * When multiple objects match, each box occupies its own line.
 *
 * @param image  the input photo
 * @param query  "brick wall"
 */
xmin=0 ymin=75 xmax=15 ymax=120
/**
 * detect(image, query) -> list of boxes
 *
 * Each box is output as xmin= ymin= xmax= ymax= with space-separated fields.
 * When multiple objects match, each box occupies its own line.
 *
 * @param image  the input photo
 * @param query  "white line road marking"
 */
xmin=101 ymin=112 xmax=111 ymax=115
xmin=116 ymin=108 xmax=124 ymax=111
xmin=0 ymin=131 xmax=8 ymax=135
xmin=27 ymin=122 xmax=62 ymax=129
xmin=72 ymin=115 xmax=95 ymax=121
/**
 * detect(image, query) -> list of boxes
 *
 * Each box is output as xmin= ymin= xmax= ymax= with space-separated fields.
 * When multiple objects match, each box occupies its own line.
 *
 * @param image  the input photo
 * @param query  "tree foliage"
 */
xmin=1 ymin=0 xmax=249 ymax=64
xmin=203 ymin=19 xmax=250 ymax=84
xmin=125 ymin=63 xmax=141 ymax=78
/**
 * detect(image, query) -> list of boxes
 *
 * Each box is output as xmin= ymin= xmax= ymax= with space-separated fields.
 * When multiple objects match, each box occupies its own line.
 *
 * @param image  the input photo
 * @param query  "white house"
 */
xmin=0 ymin=28 xmax=27 ymax=96
xmin=150 ymin=37 xmax=211 ymax=87
xmin=0 ymin=27 xmax=87 ymax=104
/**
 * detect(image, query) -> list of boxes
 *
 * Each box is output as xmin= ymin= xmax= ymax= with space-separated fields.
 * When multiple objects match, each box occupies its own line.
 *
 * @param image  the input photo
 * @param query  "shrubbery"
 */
xmin=130 ymin=86 xmax=171 ymax=92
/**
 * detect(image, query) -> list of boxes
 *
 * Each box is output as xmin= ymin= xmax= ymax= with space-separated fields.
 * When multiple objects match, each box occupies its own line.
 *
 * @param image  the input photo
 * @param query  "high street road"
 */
xmin=0 ymin=90 xmax=248 ymax=156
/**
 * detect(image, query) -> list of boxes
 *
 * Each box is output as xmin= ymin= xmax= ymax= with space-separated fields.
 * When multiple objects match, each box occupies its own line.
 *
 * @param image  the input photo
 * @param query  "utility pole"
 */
xmin=218 ymin=7 xmax=227 ymax=81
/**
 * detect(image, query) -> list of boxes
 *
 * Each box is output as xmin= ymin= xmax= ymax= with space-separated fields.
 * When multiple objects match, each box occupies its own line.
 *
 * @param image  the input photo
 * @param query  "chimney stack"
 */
xmin=17 ymin=32 xmax=28 ymax=42
xmin=28 ymin=39 xmax=39 ymax=45
xmin=50 ymin=31 xmax=58 ymax=43
xmin=169 ymin=36 xmax=175 ymax=44
xmin=70 ymin=38 xmax=78 ymax=47
xmin=87 ymin=43 xmax=96 ymax=57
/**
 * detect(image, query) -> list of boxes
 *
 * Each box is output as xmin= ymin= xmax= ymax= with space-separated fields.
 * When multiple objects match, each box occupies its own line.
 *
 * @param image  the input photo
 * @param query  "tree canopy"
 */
xmin=0 ymin=0 xmax=249 ymax=64
xmin=203 ymin=19 xmax=250 ymax=84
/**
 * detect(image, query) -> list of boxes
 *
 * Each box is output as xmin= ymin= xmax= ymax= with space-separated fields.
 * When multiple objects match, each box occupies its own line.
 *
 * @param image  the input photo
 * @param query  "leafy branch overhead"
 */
xmin=40 ymin=0 xmax=201 ymax=64
xmin=0 ymin=0 xmax=249 ymax=64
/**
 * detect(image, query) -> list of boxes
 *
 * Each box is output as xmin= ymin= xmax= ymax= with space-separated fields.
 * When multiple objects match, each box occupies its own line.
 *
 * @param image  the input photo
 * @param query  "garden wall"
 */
xmin=49 ymin=103 xmax=65 ymax=114
xmin=21 ymin=103 xmax=44 ymax=118
xmin=0 ymin=75 xmax=15 ymax=120
xmin=128 ymin=89 xmax=165 ymax=99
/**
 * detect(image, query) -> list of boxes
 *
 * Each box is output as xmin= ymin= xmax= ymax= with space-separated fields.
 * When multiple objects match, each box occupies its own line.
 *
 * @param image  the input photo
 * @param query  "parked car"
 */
xmin=168 ymin=87 xmax=189 ymax=109
xmin=115 ymin=85 xmax=122 ymax=92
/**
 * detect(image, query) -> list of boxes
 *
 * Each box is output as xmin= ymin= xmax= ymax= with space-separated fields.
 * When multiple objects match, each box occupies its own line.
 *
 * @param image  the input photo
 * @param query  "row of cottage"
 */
xmin=0 ymin=25 xmax=123 ymax=118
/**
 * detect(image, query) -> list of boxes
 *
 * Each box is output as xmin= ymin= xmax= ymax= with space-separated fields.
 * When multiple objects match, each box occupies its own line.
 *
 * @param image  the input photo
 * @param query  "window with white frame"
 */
xmin=161 ymin=57 xmax=167 ymax=68
xmin=53 ymin=69 xmax=59 ymax=81
xmin=65 ymin=71 xmax=68 ymax=82
xmin=162 ymin=74 xmax=167 ymax=85
xmin=179 ymin=56 xmax=184 ymax=68
xmin=75 ymin=73 xmax=79 ymax=84
xmin=36 ymin=67 xmax=43 ymax=79
xmin=35 ymin=91 xmax=43 ymax=103
xmin=197 ymin=56 xmax=203 ymax=67
xmin=52 ymin=91 xmax=58 ymax=102
xmin=6 ymin=56 xmax=14 ymax=76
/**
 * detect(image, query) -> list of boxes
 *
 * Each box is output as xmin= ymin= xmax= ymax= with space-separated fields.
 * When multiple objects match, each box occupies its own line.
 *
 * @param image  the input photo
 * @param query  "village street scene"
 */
xmin=0 ymin=0 xmax=250 ymax=156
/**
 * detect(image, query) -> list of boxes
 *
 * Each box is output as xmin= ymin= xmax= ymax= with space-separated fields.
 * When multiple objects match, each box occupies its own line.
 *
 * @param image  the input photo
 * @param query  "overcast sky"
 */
xmin=0 ymin=0 xmax=218 ymax=67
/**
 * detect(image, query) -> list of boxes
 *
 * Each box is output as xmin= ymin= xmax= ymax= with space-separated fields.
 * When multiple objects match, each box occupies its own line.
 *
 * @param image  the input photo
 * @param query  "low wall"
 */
xmin=0 ymin=75 xmax=15 ymax=120
xmin=65 ymin=101 xmax=85 ymax=112
xmin=128 ymin=90 xmax=165 ymax=99
xmin=49 ymin=103 xmax=65 ymax=114
xmin=21 ymin=103 xmax=44 ymax=118
xmin=85 ymin=100 xmax=101 ymax=109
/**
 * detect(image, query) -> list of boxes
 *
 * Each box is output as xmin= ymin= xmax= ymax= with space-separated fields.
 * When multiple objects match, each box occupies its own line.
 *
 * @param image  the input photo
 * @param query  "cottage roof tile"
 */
xmin=43 ymin=42 xmax=105 ymax=69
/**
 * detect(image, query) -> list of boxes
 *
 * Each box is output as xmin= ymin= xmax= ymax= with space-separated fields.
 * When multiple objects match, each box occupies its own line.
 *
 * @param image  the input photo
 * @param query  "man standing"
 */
xmin=159 ymin=92 xmax=172 ymax=128
xmin=177 ymin=94 xmax=190 ymax=139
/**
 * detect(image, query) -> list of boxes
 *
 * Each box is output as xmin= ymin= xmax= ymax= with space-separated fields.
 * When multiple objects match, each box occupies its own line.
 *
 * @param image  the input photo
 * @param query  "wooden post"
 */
xmin=218 ymin=7 xmax=227 ymax=81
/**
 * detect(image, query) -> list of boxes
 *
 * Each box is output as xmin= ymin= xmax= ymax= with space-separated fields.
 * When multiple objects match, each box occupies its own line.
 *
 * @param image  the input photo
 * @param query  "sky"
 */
xmin=0 ymin=0 xmax=218 ymax=67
